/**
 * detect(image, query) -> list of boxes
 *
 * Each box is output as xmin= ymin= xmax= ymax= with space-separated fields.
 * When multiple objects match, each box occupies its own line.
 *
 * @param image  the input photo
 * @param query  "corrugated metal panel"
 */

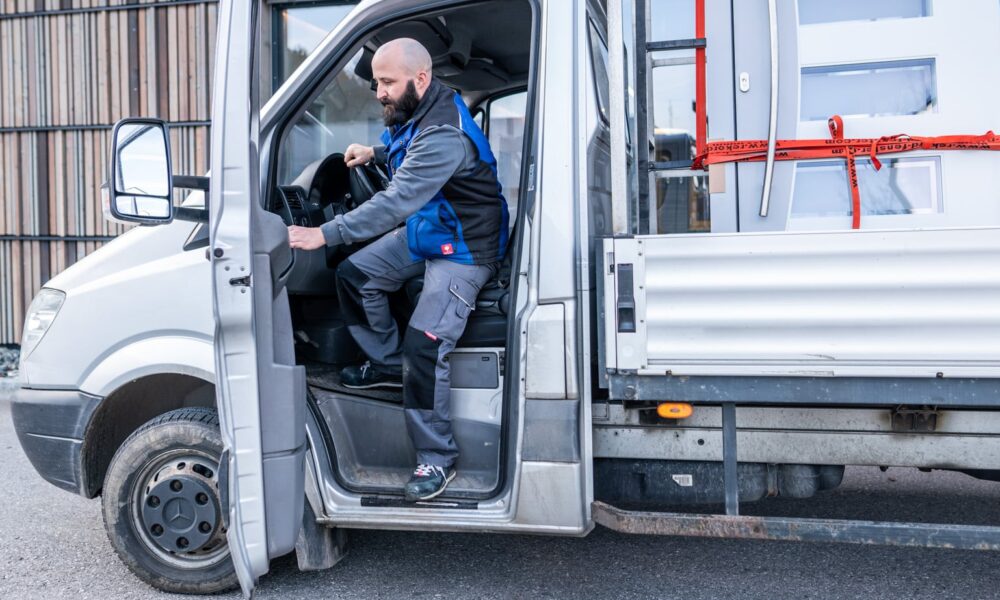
xmin=607 ymin=228 xmax=1000 ymax=377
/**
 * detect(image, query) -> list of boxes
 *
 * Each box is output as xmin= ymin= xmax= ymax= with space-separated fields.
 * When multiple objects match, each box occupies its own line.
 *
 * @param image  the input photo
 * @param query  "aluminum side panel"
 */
xmin=612 ymin=228 xmax=1000 ymax=376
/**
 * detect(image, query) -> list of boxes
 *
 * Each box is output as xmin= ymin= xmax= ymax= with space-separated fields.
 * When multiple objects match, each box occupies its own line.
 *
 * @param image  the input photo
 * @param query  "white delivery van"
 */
xmin=11 ymin=0 xmax=1000 ymax=596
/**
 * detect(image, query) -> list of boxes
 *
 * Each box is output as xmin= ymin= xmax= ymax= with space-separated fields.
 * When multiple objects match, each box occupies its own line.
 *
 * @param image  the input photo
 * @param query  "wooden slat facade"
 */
xmin=0 ymin=0 xmax=217 ymax=344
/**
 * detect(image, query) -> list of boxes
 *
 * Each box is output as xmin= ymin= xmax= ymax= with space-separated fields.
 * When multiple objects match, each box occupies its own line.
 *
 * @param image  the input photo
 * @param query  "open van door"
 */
xmin=209 ymin=0 xmax=306 ymax=596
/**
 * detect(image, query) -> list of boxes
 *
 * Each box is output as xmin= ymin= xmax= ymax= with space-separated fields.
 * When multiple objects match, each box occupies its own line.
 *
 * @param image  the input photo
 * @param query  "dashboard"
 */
xmin=272 ymin=153 xmax=352 ymax=295
xmin=271 ymin=152 xmax=351 ymax=229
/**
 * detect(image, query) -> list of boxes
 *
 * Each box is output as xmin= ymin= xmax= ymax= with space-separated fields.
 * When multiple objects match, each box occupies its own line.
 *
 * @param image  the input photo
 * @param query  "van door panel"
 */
xmin=209 ymin=0 xmax=305 ymax=595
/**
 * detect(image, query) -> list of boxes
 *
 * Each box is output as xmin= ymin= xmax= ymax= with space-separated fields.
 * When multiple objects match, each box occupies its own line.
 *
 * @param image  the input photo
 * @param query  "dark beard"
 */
xmin=381 ymin=80 xmax=421 ymax=127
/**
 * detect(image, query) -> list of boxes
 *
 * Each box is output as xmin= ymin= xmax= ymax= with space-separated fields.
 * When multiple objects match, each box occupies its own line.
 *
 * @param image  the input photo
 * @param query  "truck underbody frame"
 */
xmin=594 ymin=391 xmax=1000 ymax=548
xmin=592 ymin=501 xmax=1000 ymax=551
xmin=609 ymin=374 xmax=1000 ymax=407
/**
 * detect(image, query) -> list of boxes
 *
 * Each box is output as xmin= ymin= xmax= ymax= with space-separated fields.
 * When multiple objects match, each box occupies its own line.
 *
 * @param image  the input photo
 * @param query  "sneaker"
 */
xmin=404 ymin=464 xmax=456 ymax=501
xmin=340 ymin=361 xmax=402 ymax=389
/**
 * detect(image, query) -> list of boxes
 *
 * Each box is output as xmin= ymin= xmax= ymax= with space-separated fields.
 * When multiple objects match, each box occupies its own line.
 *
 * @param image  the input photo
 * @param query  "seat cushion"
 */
xmin=403 ymin=275 xmax=509 ymax=347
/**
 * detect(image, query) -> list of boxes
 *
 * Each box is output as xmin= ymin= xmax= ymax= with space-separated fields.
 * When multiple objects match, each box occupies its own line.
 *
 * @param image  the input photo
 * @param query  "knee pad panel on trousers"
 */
xmin=402 ymin=325 xmax=441 ymax=411
xmin=335 ymin=258 xmax=371 ymax=327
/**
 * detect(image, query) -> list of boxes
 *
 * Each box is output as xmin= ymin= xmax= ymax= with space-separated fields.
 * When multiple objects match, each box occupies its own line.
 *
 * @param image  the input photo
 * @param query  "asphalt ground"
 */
xmin=2 ymin=378 xmax=999 ymax=600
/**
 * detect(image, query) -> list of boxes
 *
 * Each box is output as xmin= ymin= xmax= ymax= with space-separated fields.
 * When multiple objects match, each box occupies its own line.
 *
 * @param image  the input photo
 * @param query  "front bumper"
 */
xmin=10 ymin=386 xmax=102 ymax=496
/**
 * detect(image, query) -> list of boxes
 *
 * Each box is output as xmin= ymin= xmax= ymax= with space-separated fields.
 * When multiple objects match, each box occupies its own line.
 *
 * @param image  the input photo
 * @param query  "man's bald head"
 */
xmin=371 ymin=38 xmax=434 ymax=126
xmin=373 ymin=38 xmax=433 ymax=78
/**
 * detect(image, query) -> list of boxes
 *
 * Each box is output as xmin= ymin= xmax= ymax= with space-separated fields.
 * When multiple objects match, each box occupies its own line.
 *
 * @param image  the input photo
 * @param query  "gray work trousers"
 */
xmin=335 ymin=227 xmax=495 ymax=468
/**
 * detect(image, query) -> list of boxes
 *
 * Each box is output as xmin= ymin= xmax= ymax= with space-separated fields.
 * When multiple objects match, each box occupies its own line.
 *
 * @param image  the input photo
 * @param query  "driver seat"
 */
xmin=403 ymin=225 xmax=516 ymax=348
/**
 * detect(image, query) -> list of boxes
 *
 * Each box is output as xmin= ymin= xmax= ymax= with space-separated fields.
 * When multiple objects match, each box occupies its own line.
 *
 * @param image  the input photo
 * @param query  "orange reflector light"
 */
xmin=657 ymin=402 xmax=693 ymax=419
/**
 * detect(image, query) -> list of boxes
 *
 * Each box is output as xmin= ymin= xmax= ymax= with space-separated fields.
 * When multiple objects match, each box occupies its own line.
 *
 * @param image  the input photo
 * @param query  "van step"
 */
xmin=592 ymin=501 xmax=1000 ymax=550
xmin=361 ymin=496 xmax=479 ymax=510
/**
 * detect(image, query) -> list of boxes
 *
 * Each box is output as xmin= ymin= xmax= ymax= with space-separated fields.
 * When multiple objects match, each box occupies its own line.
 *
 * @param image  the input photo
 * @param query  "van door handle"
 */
xmin=759 ymin=0 xmax=779 ymax=218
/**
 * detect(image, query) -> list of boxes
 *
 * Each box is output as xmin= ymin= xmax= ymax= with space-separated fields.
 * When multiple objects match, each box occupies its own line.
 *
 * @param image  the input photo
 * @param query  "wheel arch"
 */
xmin=80 ymin=373 xmax=216 ymax=498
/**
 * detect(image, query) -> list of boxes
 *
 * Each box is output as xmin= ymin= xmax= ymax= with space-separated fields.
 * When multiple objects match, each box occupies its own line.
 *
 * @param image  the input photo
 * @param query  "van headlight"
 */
xmin=20 ymin=289 xmax=66 ymax=363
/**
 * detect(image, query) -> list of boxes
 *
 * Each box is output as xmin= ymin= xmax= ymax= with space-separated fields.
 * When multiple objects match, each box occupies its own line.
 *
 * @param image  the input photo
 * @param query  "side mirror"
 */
xmin=105 ymin=118 xmax=173 ymax=225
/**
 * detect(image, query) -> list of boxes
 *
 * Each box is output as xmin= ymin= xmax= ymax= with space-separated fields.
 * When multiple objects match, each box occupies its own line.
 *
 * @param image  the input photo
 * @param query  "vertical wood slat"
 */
xmin=2 ymin=1 xmax=217 ymax=344
xmin=118 ymin=8 xmax=129 ymax=119
xmin=11 ymin=240 xmax=22 ymax=343
xmin=12 ymin=18 xmax=22 ymax=128
xmin=167 ymin=5 xmax=177 ymax=121
xmin=1 ymin=242 xmax=9 ymax=343
xmin=177 ymin=4 xmax=187 ymax=120
xmin=187 ymin=4 xmax=195 ymax=120
xmin=108 ymin=8 xmax=119 ymax=121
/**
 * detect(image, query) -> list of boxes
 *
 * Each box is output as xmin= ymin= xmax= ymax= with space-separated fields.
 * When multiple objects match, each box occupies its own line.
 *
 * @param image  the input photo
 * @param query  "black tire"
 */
xmin=102 ymin=407 xmax=238 ymax=594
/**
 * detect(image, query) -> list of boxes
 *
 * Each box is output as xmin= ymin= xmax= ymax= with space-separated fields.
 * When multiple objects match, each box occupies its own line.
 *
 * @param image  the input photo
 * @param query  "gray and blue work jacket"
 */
xmin=321 ymin=79 xmax=509 ymax=265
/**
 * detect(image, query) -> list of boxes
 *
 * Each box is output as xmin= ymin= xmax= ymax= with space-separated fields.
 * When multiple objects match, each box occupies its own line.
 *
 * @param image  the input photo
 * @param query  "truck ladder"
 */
xmin=607 ymin=0 xmax=740 ymax=515
xmin=634 ymin=0 xmax=708 ymax=233
xmin=609 ymin=0 xmax=711 ymax=236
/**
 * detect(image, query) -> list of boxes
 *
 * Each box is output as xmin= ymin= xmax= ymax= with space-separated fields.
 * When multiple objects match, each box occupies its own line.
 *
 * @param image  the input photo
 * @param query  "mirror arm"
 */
xmin=171 ymin=174 xmax=209 ymax=222
xmin=174 ymin=206 xmax=209 ymax=223
xmin=173 ymin=175 xmax=210 ymax=192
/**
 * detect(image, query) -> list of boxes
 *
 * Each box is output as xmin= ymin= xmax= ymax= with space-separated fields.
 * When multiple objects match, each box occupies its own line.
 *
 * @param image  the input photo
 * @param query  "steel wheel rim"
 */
xmin=129 ymin=448 xmax=230 ymax=569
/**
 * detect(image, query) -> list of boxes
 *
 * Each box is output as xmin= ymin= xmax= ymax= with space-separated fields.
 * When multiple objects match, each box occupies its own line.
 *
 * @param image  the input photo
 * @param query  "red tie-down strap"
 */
xmin=692 ymin=116 xmax=1000 ymax=229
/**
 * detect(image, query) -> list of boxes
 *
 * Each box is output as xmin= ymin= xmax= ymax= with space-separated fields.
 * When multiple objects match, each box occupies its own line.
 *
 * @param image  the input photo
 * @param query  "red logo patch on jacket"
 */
xmin=440 ymin=243 xmax=454 ymax=255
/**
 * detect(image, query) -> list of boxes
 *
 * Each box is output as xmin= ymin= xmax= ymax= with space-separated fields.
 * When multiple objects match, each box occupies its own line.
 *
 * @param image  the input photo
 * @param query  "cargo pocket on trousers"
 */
xmin=449 ymin=278 xmax=476 ymax=320
xmin=429 ymin=277 xmax=477 ymax=342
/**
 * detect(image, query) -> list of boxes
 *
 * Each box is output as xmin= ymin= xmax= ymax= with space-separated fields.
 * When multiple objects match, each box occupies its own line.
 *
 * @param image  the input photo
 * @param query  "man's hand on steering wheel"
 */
xmin=288 ymin=225 xmax=327 ymax=250
xmin=345 ymin=144 xmax=375 ymax=168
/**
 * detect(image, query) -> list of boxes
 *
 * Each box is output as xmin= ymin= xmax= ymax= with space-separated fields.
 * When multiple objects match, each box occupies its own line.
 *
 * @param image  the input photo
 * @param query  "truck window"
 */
xmin=275 ymin=48 xmax=384 ymax=186
xmin=273 ymin=3 xmax=358 ymax=90
xmin=487 ymin=91 xmax=527 ymax=221
xmin=797 ymin=0 xmax=930 ymax=25
xmin=587 ymin=22 xmax=610 ymax=124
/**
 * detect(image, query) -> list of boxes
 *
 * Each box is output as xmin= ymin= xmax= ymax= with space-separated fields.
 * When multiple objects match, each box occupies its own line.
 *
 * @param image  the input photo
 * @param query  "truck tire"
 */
xmin=101 ymin=407 xmax=238 ymax=594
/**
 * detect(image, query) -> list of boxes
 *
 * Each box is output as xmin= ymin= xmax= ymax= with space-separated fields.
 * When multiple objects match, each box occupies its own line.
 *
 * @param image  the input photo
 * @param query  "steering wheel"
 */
xmin=347 ymin=163 xmax=389 ymax=209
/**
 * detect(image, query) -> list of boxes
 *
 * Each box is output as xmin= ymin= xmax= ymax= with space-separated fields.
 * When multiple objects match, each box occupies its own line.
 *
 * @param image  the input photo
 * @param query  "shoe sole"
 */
xmin=407 ymin=470 xmax=457 ymax=502
xmin=341 ymin=380 xmax=403 ymax=390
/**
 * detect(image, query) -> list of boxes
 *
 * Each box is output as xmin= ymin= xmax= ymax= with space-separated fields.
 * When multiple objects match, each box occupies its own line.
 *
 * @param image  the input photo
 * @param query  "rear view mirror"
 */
xmin=105 ymin=118 xmax=173 ymax=224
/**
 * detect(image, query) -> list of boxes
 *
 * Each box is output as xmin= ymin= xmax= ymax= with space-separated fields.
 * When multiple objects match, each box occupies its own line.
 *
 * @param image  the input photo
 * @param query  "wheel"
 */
xmin=102 ymin=407 xmax=238 ymax=594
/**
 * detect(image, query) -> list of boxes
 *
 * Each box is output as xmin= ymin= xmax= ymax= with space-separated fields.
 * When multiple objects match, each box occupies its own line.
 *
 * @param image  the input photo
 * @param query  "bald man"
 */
xmin=287 ymin=38 xmax=509 ymax=501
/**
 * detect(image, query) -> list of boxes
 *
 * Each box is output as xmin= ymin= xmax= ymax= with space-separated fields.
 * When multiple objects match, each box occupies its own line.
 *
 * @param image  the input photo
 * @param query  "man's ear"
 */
xmin=416 ymin=70 xmax=431 ymax=93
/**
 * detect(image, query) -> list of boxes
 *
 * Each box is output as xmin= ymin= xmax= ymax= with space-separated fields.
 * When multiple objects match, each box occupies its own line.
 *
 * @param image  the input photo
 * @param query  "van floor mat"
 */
xmin=304 ymin=362 xmax=403 ymax=404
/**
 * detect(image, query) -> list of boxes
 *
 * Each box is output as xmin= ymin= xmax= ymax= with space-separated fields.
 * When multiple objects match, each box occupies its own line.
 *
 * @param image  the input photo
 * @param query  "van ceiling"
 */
xmin=356 ymin=0 xmax=532 ymax=101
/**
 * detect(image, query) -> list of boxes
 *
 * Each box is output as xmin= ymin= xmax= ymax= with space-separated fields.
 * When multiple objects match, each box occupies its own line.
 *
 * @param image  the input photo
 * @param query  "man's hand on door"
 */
xmin=287 ymin=225 xmax=326 ymax=250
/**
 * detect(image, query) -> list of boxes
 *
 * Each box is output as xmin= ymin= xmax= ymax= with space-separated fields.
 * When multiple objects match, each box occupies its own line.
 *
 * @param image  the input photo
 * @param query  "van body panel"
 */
xmin=78 ymin=337 xmax=214 ymax=397
xmin=20 ymin=221 xmax=213 ymax=390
